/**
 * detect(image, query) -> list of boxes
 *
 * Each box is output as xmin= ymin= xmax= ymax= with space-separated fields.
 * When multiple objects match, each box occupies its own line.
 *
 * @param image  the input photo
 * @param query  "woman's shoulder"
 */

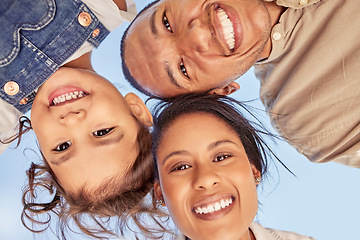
xmin=251 ymin=222 xmax=316 ymax=240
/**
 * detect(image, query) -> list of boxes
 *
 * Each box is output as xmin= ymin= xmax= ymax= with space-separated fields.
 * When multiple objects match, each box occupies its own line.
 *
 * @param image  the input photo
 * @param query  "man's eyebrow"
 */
xmin=150 ymin=8 xmax=158 ymax=36
xmin=165 ymin=63 xmax=185 ymax=89
xmin=208 ymin=140 xmax=236 ymax=151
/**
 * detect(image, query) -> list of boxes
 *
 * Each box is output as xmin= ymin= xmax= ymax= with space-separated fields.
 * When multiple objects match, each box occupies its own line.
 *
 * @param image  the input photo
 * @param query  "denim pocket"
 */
xmin=0 ymin=0 xmax=55 ymax=67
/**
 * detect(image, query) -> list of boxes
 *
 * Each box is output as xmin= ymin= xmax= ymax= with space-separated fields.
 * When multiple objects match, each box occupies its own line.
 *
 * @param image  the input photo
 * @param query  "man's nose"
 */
xmin=181 ymin=19 xmax=210 ymax=54
xmin=58 ymin=109 xmax=86 ymax=125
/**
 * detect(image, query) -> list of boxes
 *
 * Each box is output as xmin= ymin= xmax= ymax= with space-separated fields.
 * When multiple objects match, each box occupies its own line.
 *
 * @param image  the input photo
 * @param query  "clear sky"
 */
xmin=0 ymin=1 xmax=359 ymax=239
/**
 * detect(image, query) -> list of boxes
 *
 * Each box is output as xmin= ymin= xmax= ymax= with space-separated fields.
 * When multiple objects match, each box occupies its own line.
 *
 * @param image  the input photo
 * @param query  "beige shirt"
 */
xmin=255 ymin=0 xmax=360 ymax=167
xmin=175 ymin=222 xmax=315 ymax=240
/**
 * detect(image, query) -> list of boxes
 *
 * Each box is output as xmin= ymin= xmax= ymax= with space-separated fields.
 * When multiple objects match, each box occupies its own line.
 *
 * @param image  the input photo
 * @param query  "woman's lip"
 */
xmin=48 ymin=86 xmax=87 ymax=106
xmin=213 ymin=4 xmax=243 ymax=53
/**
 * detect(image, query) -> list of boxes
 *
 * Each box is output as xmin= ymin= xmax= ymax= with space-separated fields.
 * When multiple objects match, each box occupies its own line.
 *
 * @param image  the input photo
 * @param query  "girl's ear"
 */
xmin=154 ymin=180 xmax=164 ymax=201
xmin=125 ymin=93 xmax=153 ymax=127
xmin=251 ymin=164 xmax=261 ymax=185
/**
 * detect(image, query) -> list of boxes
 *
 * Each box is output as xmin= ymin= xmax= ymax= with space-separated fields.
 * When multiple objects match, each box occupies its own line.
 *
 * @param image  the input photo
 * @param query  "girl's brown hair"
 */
xmin=4 ymin=116 xmax=166 ymax=239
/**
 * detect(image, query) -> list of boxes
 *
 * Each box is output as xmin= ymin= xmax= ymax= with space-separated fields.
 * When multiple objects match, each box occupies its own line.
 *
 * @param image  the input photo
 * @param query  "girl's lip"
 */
xmin=213 ymin=4 xmax=243 ymax=53
xmin=48 ymin=86 xmax=87 ymax=106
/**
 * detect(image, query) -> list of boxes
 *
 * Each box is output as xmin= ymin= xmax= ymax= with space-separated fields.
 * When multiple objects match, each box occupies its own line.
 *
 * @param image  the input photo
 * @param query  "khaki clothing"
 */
xmin=255 ymin=0 xmax=360 ymax=167
xmin=175 ymin=222 xmax=315 ymax=240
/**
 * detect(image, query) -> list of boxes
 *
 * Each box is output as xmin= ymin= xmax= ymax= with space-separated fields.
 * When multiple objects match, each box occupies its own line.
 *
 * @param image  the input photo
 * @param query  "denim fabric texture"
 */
xmin=0 ymin=0 xmax=109 ymax=113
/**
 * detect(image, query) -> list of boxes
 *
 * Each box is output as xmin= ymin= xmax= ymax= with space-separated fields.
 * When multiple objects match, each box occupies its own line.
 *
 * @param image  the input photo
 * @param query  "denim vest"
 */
xmin=0 ymin=0 xmax=109 ymax=113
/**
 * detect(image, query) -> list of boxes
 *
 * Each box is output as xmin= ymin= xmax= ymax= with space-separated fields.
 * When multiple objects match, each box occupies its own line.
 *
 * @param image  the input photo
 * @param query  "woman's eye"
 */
xmin=93 ymin=127 xmax=114 ymax=137
xmin=180 ymin=60 xmax=189 ymax=79
xmin=214 ymin=154 xmax=231 ymax=162
xmin=163 ymin=13 xmax=172 ymax=32
xmin=170 ymin=163 xmax=191 ymax=173
xmin=54 ymin=141 xmax=71 ymax=152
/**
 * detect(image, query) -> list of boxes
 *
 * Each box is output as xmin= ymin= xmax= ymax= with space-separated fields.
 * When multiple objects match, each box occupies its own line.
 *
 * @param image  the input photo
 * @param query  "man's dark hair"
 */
xmin=120 ymin=0 xmax=160 ymax=97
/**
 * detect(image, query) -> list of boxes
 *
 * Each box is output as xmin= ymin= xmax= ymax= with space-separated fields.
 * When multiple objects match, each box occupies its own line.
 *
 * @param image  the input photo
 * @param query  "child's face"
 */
xmin=154 ymin=113 xmax=260 ymax=240
xmin=31 ymin=68 xmax=150 ymax=193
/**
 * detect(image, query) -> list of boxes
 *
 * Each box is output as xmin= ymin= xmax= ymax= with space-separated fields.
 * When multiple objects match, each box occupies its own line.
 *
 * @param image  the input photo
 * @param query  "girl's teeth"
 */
xmin=52 ymin=91 xmax=86 ymax=105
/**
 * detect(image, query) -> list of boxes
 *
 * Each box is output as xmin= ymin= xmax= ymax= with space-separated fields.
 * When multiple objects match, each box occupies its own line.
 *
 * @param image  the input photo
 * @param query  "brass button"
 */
xmin=19 ymin=98 xmax=28 ymax=105
xmin=78 ymin=12 xmax=91 ymax=27
xmin=4 ymin=81 xmax=19 ymax=95
xmin=92 ymin=28 xmax=100 ymax=38
xmin=299 ymin=0 xmax=308 ymax=5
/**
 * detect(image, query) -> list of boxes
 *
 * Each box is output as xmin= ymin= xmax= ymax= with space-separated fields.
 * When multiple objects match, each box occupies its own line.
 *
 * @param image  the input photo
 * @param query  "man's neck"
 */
xmin=259 ymin=1 xmax=287 ymax=59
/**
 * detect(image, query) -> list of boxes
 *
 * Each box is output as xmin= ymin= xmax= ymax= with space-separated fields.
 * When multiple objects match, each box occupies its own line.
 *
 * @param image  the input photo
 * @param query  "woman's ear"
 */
xmin=125 ymin=93 xmax=153 ymax=127
xmin=207 ymin=82 xmax=240 ymax=95
xmin=154 ymin=181 xmax=163 ymax=201
xmin=154 ymin=180 xmax=166 ymax=206
xmin=251 ymin=164 xmax=262 ymax=185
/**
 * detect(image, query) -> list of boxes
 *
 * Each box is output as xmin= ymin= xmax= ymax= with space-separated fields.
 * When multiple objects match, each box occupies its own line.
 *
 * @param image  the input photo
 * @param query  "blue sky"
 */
xmin=0 ymin=1 xmax=360 ymax=239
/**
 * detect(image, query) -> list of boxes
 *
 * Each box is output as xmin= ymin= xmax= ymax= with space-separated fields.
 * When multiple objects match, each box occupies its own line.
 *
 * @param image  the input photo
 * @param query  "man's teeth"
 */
xmin=216 ymin=8 xmax=235 ymax=50
xmin=194 ymin=197 xmax=233 ymax=215
xmin=52 ymin=91 xmax=86 ymax=105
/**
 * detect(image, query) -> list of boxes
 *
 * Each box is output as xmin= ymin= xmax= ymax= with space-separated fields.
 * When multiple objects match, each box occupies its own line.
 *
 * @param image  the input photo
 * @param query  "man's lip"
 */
xmin=192 ymin=194 xmax=235 ymax=221
xmin=213 ymin=4 xmax=243 ymax=53
xmin=48 ymin=86 xmax=87 ymax=106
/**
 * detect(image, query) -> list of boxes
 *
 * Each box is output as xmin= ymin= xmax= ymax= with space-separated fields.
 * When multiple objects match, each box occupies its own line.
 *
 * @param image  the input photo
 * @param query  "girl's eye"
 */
xmin=163 ymin=13 xmax=172 ymax=32
xmin=214 ymin=154 xmax=231 ymax=162
xmin=180 ymin=60 xmax=189 ymax=79
xmin=54 ymin=141 xmax=71 ymax=152
xmin=170 ymin=163 xmax=191 ymax=173
xmin=93 ymin=127 xmax=114 ymax=137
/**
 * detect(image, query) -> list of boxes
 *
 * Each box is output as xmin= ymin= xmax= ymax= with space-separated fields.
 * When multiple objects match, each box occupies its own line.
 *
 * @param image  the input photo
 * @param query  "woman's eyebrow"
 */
xmin=50 ymin=150 xmax=76 ymax=166
xmin=162 ymin=150 xmax=189 ymax=165
xmin=207 ymin=140 xmax=236 ymax=151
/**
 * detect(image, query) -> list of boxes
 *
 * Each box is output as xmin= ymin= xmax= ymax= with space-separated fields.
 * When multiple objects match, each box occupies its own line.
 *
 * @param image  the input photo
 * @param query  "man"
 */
xmin=121 ymin=0 xmax=360 ymax=168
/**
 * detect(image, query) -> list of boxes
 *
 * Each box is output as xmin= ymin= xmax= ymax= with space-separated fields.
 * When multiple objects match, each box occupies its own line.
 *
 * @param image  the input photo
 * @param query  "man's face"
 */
xmin=124 ymin=0 xmax=272 ymax=97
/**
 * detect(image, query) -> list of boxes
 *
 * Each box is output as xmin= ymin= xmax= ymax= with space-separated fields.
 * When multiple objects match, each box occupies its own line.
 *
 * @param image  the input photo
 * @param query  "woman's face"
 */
xmin=155 ymin=113 xmax=260 ymax=240
xmin=31 ymin=67 xmax=152 ymax=193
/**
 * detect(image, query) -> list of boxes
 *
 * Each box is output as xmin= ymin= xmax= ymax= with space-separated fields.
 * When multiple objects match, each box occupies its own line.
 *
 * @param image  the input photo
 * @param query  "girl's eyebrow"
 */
xmin=51 ymin=150 xmax=76 ymax=166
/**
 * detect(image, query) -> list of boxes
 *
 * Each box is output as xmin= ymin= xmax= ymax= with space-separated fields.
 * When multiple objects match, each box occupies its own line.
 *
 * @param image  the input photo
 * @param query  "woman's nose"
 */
xmin=192 ymin=164 xmax=221 ymax=190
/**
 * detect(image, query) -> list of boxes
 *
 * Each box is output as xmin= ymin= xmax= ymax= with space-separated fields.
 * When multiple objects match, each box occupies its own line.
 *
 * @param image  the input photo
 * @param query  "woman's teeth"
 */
xmin=52 ymin=91 xmax=86 ymax=105
xmin=216 ymin=8 xmax=235 ymax=51
xmin=194 ymin=197 xmax=233 ymax=215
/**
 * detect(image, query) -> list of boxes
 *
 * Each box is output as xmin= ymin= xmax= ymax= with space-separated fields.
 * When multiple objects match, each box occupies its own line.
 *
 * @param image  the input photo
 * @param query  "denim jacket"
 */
xmin=0 ymin=0 xmax=109 ymax=113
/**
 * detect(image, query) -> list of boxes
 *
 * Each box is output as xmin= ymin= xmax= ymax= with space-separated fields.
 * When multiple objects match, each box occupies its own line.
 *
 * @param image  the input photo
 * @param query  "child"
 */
xmin=0 ymin=0 xmax=157 ymax=238
xmin=150 ymin=94 xmax=315 ymax=240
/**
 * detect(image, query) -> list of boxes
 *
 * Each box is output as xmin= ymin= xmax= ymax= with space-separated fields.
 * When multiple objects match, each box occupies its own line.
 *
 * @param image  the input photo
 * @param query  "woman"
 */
xmin=150 ymin=94 xmax=315 ymax=240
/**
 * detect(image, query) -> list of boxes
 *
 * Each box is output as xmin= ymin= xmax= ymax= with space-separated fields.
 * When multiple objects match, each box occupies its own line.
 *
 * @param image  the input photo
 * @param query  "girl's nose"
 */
xmin=58 ymin=109 xmax=86 ymax=125
xmin=192 ymin=164 xmax=221 ymax=190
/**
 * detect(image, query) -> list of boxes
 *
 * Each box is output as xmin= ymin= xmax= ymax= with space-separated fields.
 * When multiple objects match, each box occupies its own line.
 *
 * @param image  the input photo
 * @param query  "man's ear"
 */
xmin=125 ymin=93 xmax=153 ymax=127
xmin=208 ymin=82 xmax=240 ymax=96
xmin=154 ymin=181 xmax=164 ymax=201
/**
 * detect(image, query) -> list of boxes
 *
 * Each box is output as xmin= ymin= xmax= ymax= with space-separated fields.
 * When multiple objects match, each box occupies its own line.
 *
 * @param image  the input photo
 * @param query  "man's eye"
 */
xmin=93 ymin=127 xmax=114 ymax=137
xmin=180 ymin=59 xmax=189 ymax=79
xmin=170 ymin=163 xmax=191 ymax=173
xmin=163 ymin=13 xmax=172 ymax=32
xmin=54 ymin=141 xmax=71 ymax=152
xmin=214 ymin=154 xmax=231 ymax=162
